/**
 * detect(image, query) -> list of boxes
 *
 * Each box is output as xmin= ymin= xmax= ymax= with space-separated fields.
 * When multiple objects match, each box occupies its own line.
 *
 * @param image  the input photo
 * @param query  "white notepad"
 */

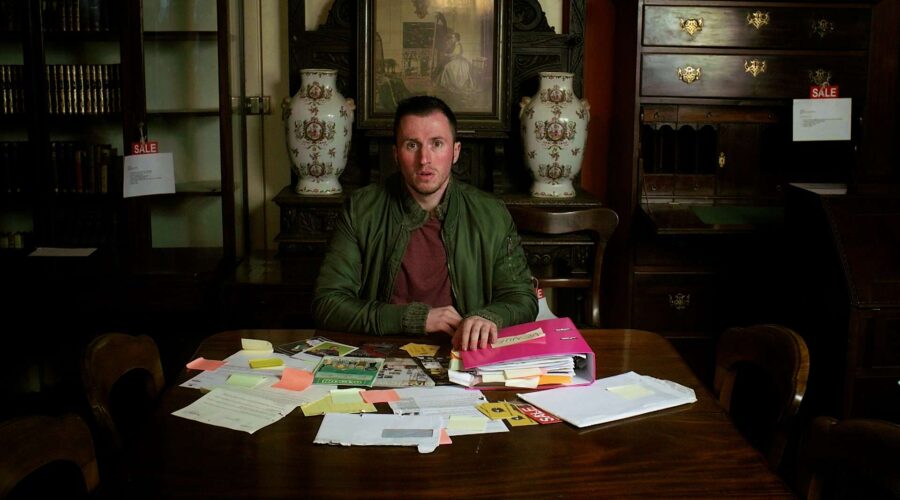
xmin=518 ymin=371 xmax=697 ymax=428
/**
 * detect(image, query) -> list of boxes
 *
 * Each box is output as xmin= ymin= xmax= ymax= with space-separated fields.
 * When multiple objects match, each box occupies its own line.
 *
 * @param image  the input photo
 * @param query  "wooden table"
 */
xmin=127 ymin=329 xmax=794 ymax=498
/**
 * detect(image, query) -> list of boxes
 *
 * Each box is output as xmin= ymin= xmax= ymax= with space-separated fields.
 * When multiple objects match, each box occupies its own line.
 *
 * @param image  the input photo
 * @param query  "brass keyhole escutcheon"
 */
xmin=747 ymin=11 xmax=770 ymax=30
xmin=677 ymin=65 xmax=702 ymax=84
xmin=679 ymin=17 xmax=703 ymax=37
xmin=718 ymin=152 xmax=726 ymax=169
xmin=744 ymin=59 xmax=767 ymax=77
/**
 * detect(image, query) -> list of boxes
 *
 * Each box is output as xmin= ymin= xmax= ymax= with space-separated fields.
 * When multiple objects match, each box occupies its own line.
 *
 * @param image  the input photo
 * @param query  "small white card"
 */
xmin=123 ymin=152 xmax=175 ymax=198
xmin=792 ymin=98 xmax=852 ymax=142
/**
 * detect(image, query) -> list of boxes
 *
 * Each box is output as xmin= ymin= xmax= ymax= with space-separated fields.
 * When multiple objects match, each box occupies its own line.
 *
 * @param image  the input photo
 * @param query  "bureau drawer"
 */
xmin=643 ymin=5 xmax=870 ymax=49
xmin=642 ymin=54 xmax=867 ymax=99
xmin=632 ymin=272 xmax=715 ymax=333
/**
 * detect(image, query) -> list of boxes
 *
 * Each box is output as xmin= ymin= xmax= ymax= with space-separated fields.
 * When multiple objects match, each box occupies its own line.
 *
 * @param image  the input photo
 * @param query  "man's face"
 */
xmin=393 ymin=111 xmax=461 ymax=208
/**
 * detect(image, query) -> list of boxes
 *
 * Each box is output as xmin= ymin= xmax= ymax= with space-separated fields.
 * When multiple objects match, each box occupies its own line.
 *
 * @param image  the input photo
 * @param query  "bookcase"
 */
xmin=0 ymin=0 xmax=245 ymax=273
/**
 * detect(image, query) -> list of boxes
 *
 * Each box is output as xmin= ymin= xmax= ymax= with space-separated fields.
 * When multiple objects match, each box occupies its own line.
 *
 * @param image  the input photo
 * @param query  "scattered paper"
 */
xmin=172 ymin=388 xmax=295 ymax=434
xmin=300 ymin=394 xmax=377 ymax=417
xmin=181 ymin=352 xmax=319 ymax=392
xmin=518 ymin=371 xmax=696 ymax=428
xmin=227 ymin=373 xmax=268 ymax=388
xmin=249 ymin=358 xmax=284 ymax=369
xmin=29 ymin=247 xmax=97 ymax=257
xmin=448 ymin=415 xmax=488 ymax=432
xmin=241 ymin=338 xmax=274 ymax=353
xmin=607 ymin=383 xmax=655 ymax=400
xmin=314 ymin=413 xmax=443 ymax=453
xmin=331 ymin=388 xmax=364 ymax=404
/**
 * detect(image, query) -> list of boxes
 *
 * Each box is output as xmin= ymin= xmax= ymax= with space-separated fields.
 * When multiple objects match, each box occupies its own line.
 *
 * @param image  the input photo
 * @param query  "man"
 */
xmin=313 ymin=95 xmax=537 ymax=350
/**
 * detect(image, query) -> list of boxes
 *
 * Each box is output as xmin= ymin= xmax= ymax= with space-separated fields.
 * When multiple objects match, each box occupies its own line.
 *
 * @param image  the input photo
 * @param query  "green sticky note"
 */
xmin=226 ymin=373 xmax=267 ymax=388
xmin=607 ymin=384 xmax=655 ymax=400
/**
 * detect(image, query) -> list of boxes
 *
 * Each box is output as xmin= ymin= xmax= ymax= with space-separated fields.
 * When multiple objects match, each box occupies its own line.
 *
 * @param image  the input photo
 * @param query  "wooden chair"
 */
xmin=507 ymin=206 xmax=618 ymax=327
xmin=0 ymin=413 xmax=99 ymax=498
xmin=798 ymin=416 xmax=900 ymax=500
xmin=714 ymin=324 xmax=810 ymax=472
xmin=81 ymin=333 xmax=164 ymax=451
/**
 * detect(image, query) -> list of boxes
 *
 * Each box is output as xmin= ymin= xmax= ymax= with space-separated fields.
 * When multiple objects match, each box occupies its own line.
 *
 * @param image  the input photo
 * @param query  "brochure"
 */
xmin=302 ymin=340 xmax=358 ymax=358
xmin=375 ymin=358 xmax=435 ymax=388
xmin=313 ymin=356 xmax=384 ymax=387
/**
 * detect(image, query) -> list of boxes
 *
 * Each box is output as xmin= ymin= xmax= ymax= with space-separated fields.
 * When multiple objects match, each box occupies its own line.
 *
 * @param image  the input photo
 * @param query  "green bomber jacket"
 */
xmin=312 ymin=174 xmax=538 ymax=335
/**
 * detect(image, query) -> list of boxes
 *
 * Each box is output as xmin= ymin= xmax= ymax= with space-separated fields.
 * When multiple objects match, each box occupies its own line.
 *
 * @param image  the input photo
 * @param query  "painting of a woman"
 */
xmin=437 ymin=32 xmax=476 ymax=93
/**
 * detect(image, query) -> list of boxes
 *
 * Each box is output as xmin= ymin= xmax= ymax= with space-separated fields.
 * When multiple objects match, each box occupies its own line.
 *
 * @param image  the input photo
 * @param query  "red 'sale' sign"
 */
xmin=131 ymin=141 xmax=159 ymax=155
xmin=810 ymin=85 xmax=839 ymax=99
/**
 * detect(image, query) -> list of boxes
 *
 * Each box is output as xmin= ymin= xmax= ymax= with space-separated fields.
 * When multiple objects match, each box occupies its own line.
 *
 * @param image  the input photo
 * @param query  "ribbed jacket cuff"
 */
xmin=401 ymin=302 xmax=430 ymax=335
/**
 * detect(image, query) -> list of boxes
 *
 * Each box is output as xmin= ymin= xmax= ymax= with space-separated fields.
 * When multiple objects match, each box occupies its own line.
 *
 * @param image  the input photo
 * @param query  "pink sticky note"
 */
xmin=186 ymin=357 xmax=226 ymax=371
xmin=440 ymin=428 xmax=453 ymax=445
xmin=272 ymin=368 xmax=313 ymax=391
xmin=360 ymin=389 xmax=400 ymax=404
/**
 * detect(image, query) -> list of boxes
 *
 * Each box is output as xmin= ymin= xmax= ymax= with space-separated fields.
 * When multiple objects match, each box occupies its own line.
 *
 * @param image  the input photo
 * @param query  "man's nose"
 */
xmin=419 ymin=146 xmax=431 ymax=164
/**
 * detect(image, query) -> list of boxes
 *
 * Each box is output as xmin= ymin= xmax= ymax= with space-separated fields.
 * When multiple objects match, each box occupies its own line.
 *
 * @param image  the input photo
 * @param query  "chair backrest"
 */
xmin=81 ymin=333 xmax=164 ymax=451
xmin=0 ymin=413 xmax=99 ymax=498
xmin=714 ymin=324 xmax=810 ymax=472
xmin=507 ymin=206 xmax=618 ymax=327
xmin=799 ymin=416 xmax=900 ymax=500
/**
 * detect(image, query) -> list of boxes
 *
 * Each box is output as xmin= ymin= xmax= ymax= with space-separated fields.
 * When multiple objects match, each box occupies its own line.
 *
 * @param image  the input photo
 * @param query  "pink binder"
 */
xmin=460 ymin=317 xmax=596 ymax=389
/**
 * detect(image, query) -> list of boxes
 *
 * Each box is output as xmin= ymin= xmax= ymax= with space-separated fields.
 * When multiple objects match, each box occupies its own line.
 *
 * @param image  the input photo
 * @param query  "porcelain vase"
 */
xmin=284 ymin=69 xmax=354 ymax=195
xmin=519 ymin=72 xmax=590 ymax=198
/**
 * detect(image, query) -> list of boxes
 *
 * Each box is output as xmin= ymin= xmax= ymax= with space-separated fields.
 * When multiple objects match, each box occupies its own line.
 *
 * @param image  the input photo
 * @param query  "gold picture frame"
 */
xmin=357 ymin=0 xmax=509 ymax=132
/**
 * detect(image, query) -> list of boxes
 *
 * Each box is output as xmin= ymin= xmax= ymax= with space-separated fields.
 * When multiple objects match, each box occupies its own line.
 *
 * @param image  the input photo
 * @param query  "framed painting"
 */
xmin=357 ymin=0 xmax=510 ymax=132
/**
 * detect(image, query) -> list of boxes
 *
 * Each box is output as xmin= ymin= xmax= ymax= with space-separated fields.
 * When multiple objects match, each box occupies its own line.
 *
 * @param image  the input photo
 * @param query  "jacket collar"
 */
xmin=397 ymin=176 xmax=453 ymax=228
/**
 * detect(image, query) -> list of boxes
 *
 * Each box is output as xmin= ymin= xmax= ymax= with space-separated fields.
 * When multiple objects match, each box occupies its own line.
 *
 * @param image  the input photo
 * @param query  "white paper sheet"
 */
xmin=792 ymin=98 xmax=852 ymax=141
xmin=123 ymin=152 xmax=175 ymax=197
xmin=29 ymin=247 xmax=97 ymax=257
xmin=388 ymin=386 xmax=507 ymax=436
xmin=181 ymin=351 xmax=320 ymax=391
xmin=172 ymin=387 xmax=297 ymax=434
xmin=314 ymin=413 xmax=444 ymax=453
xmin=518 ymin=371 xmax=696 ymax=428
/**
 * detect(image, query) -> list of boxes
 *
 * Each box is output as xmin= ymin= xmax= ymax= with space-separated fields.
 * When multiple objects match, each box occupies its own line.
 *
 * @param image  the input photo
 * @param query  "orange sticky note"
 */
xmin=272 ymin=368 xmax=313 ymax=391
xmin=361 ymin=389 xmax=400 ymax=404
xmin=440 ymin=428 xmax=453 ymax=445
xmin=186 ymin=357 xmax=226 ymax=371
xmin=538 ymin=375 xmax=572 ymax=386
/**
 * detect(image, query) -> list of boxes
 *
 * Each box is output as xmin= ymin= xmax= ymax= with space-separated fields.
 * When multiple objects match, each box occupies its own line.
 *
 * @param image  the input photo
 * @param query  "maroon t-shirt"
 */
xmin=390 ymin=216 xmax=453 ymax=307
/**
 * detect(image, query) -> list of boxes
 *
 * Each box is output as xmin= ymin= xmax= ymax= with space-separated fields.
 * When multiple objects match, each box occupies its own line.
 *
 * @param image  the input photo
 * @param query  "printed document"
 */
xmin=314 ymin=413 xmax=444 ymax=453
xmin=518 ymin=371 xmax=697 ymax=428
xmin=172 ymin=387 xmax=297 ymax=434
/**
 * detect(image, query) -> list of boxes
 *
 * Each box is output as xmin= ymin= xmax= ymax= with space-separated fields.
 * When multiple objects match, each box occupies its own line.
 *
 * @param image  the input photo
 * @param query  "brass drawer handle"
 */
xmin=809 ymin=68 xmax=833 ymax=86
xmin=747 ymin=11 xmax=770 ymax=30
xmin=812 ymin=19 xmax=835 ymax=38
xmin=718 ymin=152 xmax=726 ymax=169
xmin=679 ymin=17 xmax=703 ymax=37
xmin=677 ymin=65 xmax=702 ymax=84
xmin=668 ymin=293 xmax=691 ymax=311
xmin=744 ymin=59 xmax=767 ymax=77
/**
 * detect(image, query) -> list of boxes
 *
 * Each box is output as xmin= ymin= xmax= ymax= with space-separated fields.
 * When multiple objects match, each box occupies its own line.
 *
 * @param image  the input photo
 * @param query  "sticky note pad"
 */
xmin=362 ymin=389 xmax=400 ymax=404
xmin=226 ymin=373 xmax=267 ymax=388
xmin=186 ymin=357 xmax=226 ymax=371
xmin=330 ymin=388 xmax=364 ymax=404
xmin=241 ymin=338 xmax=273 ymax=352
xmin=272 ymin=368 xmax=313 ymax=391
xmin=505 ymin=377 xmax=540 ymax=389
xmin=504 ymin=367 xmax=543 ymax=379
xmin=538 ymin=375 xmax=572 ymax=386
xmin=447 ymin=415 xmax=487 ymax=432
xmin=607 ymin=384 xmax=655 ymax=400
xmin=249 ymin=358 xmax=283 ymax=369
xmin=400 ymin=343 xmax=440 ymax=357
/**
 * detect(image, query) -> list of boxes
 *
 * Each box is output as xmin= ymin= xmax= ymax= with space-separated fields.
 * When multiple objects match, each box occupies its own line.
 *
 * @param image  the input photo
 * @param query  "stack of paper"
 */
xmin=517 ymin=371 xmax=697 ymax=428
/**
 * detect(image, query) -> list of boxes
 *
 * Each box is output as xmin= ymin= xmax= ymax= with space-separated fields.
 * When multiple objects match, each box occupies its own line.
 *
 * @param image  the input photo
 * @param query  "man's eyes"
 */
xmin=404 ymin=140 xmax=445 ymax=150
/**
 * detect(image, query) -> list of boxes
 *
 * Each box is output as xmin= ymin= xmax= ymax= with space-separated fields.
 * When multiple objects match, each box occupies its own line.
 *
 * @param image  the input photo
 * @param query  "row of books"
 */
xmin=49 ymin=141 xmax=117 ymax=194
xmin=42 ymin=0 xmax=117 ymax=32
xmin=0 ymin=231 xmax=31 ymax=250
xmin=47 ymin=64 xmax=121 ymax=115
xmin=0 ymin=65 xmax=26 ymax=115
xmin=0 ymin=141 xmax=28 ymax=194
xmin=48 ymin=207 xmax=117 ymax=247
xmin=0 ymin=0 xmax=26 ymax=32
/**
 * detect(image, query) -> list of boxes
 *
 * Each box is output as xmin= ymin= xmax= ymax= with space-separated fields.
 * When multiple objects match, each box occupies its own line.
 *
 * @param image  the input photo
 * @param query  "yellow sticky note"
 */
xmin=447 ymin=415 xmax=487 ymax=432
xmin=538 ymin=375 xmax=572 ymax=386
xmin=505 ymin=377 xmax=540 ymax=389
xmin=249 ymin=358 xmax=283 ymax=369
xmin=477 ymin=402 xmax=513 ymax=420
xmin=226 ymin=373 xmax=267 ymax=388
xmin=504 ymin=367 xmax=543 ymax=379
xmin=300 ymin=394 xmax=377 ymax=416
xmin=400 ymin=343 xmax=440 ymax=357
xmin=241 ymin=338 xmax=273 ymax=353
xmin=481 ymin=372 xmax=506 ymax=383
xmin=607 ymin=384 xmax=655 ymax=400
xmin=330 ymin=388 xmax=363 ymax=404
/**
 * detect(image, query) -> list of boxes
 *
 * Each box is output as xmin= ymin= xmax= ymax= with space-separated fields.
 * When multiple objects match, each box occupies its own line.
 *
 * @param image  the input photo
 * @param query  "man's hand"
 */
xmin=453 ymin=316 xmax=498 ymax=351
xmin=425 ymin=306 xmax=462 ymax=335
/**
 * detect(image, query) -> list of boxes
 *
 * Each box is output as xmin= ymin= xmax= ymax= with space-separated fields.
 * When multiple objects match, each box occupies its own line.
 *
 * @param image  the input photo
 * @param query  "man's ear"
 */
xmin=453 ymin=141 xmax=461 ymax=164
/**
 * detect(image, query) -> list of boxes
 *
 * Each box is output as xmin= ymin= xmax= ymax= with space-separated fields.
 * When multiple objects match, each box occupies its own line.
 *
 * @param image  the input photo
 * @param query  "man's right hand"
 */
xmin=425 ymin=306 xmax=462 ymax=335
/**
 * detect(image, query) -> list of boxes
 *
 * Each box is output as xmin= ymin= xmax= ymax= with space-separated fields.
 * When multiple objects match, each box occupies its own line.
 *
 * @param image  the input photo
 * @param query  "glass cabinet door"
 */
xmin=140 ymin=0 xmax=246 ymax=266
